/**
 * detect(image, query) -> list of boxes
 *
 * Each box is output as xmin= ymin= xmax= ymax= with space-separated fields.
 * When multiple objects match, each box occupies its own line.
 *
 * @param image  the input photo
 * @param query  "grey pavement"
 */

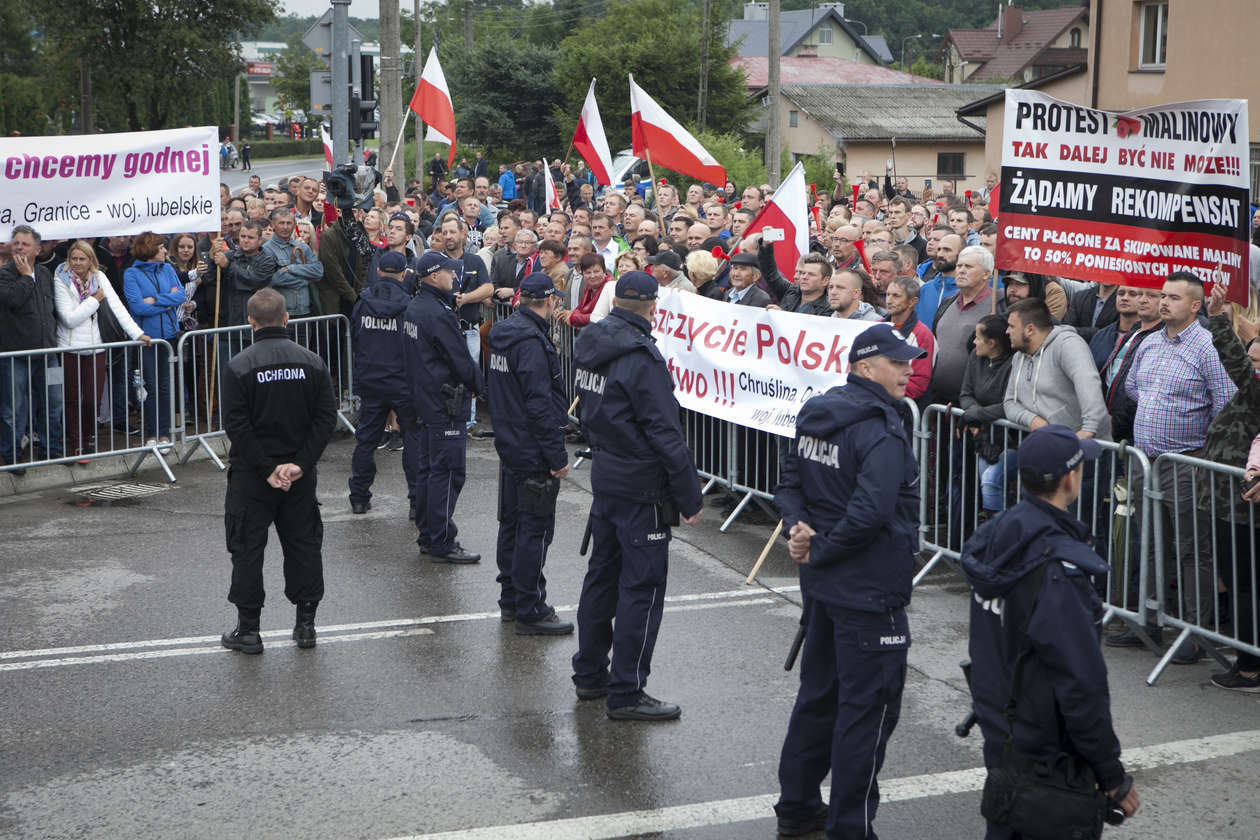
xmin=0 ymin=430 xmax=1257 ymax=839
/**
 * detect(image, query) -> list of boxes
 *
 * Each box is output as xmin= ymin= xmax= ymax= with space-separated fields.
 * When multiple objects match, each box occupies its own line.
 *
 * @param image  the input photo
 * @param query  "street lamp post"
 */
xmin=846 ymin=18 xmax=867 ymax=35
xmin=900 ymin=33 xmax=941 ymax=67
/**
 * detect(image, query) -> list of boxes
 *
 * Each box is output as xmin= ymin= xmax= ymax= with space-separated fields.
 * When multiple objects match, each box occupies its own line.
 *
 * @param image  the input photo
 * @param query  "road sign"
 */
xmin=301 ymin=9 xmax=363 ymax=59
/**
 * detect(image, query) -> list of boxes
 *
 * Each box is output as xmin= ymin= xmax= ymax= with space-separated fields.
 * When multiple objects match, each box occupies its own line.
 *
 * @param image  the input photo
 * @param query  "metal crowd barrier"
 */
xmin=1145 ymin=452 xmax=1259 ymax=685
xmin=916 ymin=404 xmax=1155 ymax=639
xmin=175 ymin=315 xmax=356 ymax=469
xmin=0 ymin=340 xmax=178 ymax=482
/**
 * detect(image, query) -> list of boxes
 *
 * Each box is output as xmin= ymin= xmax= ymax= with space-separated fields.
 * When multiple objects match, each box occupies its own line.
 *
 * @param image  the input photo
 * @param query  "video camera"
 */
xmin=322 ymin=164 xmax=381 ymax=211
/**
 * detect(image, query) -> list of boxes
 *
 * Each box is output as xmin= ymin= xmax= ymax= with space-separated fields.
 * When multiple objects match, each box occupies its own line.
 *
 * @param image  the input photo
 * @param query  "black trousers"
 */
xmin=225 ymin=466 xmax=324 ymax=611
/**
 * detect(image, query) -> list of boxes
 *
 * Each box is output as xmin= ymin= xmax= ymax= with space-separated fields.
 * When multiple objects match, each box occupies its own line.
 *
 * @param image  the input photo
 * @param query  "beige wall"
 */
xmin=845 ymin=141 xmax=990 ymax=194
xmin=1092 ymin=0 xmax=1260 ymax=142
xmin=781 ymin=100 xmax=837 ymax=158
xmin=790 ymin=22 xmax=876 ymax=63
xmin=1048 ymin=20 xmax=1088 ymax=49
xmin=975 ymin=70 xmax=1091 ymax=185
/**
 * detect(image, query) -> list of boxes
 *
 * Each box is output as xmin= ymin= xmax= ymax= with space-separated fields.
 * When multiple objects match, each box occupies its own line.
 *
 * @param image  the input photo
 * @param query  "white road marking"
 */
xmin=387 ymin=730 xmax=1260 ymax=840
xmin=0 ymin=628 xmax=435 ymax=672
xmin=0 ymin=586 xmax=797 ymax=671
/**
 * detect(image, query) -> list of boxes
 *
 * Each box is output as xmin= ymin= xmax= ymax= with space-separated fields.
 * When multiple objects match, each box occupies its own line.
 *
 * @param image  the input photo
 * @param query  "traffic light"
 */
xmin=358 ymin=96 xmax=378 ymax=140
xmin=349 ymin=92 xmax=362 ymax=143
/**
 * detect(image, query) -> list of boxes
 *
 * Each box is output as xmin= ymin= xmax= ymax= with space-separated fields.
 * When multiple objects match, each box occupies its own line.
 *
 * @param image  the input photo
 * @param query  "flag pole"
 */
xmin=386 ymin=106 xmax=412 ymax=174
xmin=645 ymin=148 xmax=660 ymax=209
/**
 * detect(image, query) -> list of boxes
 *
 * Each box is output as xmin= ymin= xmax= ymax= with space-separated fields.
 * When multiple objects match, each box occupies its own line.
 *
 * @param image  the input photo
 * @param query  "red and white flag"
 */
xmin=544 ymin=159 xmax=562 ymax=211
xmin=320 ymin=123 xmax=333 ymax=169
xmin=735 ymin=162 xmax=809 ymax=282
xmin=572 ymin=79 xmax=615 ymax=186
xmin=628 ymin=74 xmax=725 ymax=186
xmin=408 ymin=47 xmax=456 ymax=167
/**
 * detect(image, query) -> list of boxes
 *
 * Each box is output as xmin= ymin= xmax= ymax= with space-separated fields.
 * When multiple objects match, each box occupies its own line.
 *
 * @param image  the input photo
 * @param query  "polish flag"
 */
xmin=544 ymin=159 xmax=562 ymax=210
xmin=628 ymin=74 xmax=725 ymax=186
xmin=408 ymin=47 xmax=456 ymax=167
xmin=734 ymin=162 xmax=809 ymax=282
xmin=572 ymin=79 xmax=614 ymax=186
xmin=320 ymin=123 xmax=333 ymax=169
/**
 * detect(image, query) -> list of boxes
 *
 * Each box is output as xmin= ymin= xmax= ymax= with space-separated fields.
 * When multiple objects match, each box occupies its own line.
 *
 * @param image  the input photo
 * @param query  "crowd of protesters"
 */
xmin=2 ymin=154 xmax=1259 ymax=690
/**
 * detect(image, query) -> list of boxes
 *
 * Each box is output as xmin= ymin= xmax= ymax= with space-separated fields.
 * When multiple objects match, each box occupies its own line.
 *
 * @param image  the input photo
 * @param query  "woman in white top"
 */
xmin=54 ymin=239 xmax=148 ymax=458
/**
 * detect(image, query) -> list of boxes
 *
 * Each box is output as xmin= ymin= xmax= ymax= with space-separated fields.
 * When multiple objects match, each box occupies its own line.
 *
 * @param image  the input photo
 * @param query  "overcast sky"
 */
xmin=281 ymin=0 xmax=381 ymax=19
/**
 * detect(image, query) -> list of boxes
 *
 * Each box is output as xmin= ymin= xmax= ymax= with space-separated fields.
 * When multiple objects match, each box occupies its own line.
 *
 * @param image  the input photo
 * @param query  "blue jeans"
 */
xmin=0 ymin=355 xmax=63 ymax=461
xmin=140 ymin=343 xmax=172 ymax=440
xmin=979 ymin=451 xmax=1019 ymax=511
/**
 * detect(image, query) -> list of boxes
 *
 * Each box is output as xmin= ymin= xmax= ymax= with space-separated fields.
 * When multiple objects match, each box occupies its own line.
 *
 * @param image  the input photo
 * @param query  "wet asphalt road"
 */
xmin=0 ymin=431 xmax=1257 ymax=839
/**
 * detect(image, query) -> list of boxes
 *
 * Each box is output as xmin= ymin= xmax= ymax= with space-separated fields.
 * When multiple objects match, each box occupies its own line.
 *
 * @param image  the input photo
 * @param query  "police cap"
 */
xmin=378 ymin=251 xmax=408 ymax=273
xmin=1017 ymin=424 xmax=1101 ymax=482
xmin=615 ymin=270 xmax=657 ymax=301
xmin=416 ymin=251 xmax=462 ymax=277
xmin=848 ymin=323 xmax=927 ymax=364
xmin=519 ymin=272 xmax=563 ymax=300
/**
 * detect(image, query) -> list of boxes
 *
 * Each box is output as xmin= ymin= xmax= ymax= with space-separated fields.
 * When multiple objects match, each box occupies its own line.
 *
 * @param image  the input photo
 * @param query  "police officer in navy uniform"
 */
xmin=348 ymin=250 xmax=416 ymax=514
xmin=570 ymin=270 xmax=703 ymax=721
xmin=773 ymin=322 xmax=924 ymax=838
xmin=487 ymin=272 xmax=573 ymax=635
xmin=962 ymin=426 xmax=1139 ymax=839
xmin=403 ymin=250 xmax=485 ymax=564
xmin=220 ymin=288 xmax=338 ymax=654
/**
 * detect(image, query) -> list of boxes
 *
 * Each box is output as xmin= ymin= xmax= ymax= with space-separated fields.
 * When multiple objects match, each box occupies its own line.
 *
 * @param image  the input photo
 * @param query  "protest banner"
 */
xmin=0 ymin=126 xmax=220 ymax=242
xmin=996 ymin=91 xmax=1250 ymax=305
xmin=650 ymin=288 xmax=870 ymax=436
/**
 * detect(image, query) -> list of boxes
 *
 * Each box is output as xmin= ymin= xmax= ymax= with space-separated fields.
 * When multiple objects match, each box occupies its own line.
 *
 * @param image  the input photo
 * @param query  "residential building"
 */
xmin=727 ymin=2 xmax=891 ymax=65
xmin=942 ymin=4 xmax=1090 ymax=84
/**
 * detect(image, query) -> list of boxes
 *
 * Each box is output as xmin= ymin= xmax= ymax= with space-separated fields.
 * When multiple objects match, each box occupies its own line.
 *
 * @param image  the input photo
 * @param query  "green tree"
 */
xmin=37 ymin=0 xmax=278 ymax=132
xmin=271 ymin=33 xmax=324 ymax=113
xmin=0 ymin=73 xmax=49 ymax=135
xmin=444 ymin=40 xmax=562 ymax=159
xmin=553 ymin=0 xmax=753 ymax=153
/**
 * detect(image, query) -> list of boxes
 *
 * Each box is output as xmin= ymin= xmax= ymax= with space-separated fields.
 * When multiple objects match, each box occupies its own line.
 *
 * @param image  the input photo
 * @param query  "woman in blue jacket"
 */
xmin=124 ymin=232 xmax=186 ymax=449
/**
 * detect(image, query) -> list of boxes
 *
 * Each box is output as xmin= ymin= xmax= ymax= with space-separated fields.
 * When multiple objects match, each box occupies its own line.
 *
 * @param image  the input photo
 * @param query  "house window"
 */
xmin=1139 ymin=1 xmax=1168 ymax=69
xmin=788 ymin=110 xmax=799 ymax=128
xmin=937 ymin=152 xmax=965 ymax=179
xmin=1070 ymin=27 xmax=1082 ymax=48
xmin=818 ymin=25 xmax=832 ymax=45
xmin=1250 ymin=144 xmax=1260 ymax=199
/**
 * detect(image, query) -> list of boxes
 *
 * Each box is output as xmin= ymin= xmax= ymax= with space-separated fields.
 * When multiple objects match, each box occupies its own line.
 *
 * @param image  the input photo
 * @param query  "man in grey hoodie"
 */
xmin=1003 ymin=298 xmax=1110 ymax=440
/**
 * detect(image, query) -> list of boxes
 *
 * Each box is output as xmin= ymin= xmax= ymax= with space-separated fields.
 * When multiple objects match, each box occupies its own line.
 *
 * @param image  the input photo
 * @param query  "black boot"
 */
xmin=222 ymin=608 xmax=263 ymax=654
xmin=294 ymin=601 xmax=318 ymax=649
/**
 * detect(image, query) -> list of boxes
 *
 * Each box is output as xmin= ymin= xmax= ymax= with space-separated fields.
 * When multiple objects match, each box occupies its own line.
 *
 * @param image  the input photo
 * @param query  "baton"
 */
xmin=784 ymin=624 xmax=807 ymax=671
xmin=579 ymin=515 xmax=593 ymax=556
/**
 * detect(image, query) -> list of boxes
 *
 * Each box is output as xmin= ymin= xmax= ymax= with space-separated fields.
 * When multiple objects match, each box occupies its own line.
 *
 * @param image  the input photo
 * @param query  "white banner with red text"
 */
xmin=0 ymin=126 xmax=221 ymax=242
xmin=996 ymin=91 xmax=1249 ymax=305
xmin=650 ymin=288 xmax=873 ymax=436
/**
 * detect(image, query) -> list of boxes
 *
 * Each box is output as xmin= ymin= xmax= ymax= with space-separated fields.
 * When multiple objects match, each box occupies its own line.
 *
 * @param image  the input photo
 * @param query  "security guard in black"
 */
xmin=570 ymin=270 xmax=703 ymax=722
xmin=220 ymin=288 xmax=337 ymax=654
xmin=487 ymin=272 xmax=573 ymax=635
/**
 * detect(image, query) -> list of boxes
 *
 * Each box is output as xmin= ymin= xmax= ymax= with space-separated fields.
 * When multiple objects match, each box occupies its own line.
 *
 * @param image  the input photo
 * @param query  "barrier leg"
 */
xmin=720 ymin=490 xmax=755 ymax=533
xmin=1146 ymin=626 xmax=1192 ymax=686
xmin=913 ymin=550 xmax=958 ymax=588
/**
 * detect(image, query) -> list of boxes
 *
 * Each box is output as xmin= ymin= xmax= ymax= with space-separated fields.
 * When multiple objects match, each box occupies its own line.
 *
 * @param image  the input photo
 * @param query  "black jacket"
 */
xmin=487 ymin=307 xmax=568 ymax=474
xmin=727 ymin=285 xmax=772 ymax=308
xmin=1064 ymin=285 xmax=1118 ymax=342
xmin=402 ymin=283 xmax=484 ymax=428
xmin=959 ymin=351 xmax=1013 ymax=426
xmin=1101 ymin=324 xmax=1158 ymax=443
xmin=961 ymin=497 xmax=1125 ymax=791
xmin=222 ymin=326 xmax=337 ymax=480
xmin=774 ymin=376 xmax=919 ymax=613
xmin=351 ymin=278 xmax=412 ymax=397
xmin=0 ymin=261 xmax=57 ymax=351
xmin=222 ymin=248 xmax=277 ymax=326
xmin=574 ymin=307 xmax=702 ymax=516
xmin=757 ymin=241 xmax=830 ymax=316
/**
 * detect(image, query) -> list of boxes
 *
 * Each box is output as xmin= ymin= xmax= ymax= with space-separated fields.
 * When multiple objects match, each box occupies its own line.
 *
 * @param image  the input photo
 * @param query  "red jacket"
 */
xmin=890 ymin=310 xmax=936 ymax=401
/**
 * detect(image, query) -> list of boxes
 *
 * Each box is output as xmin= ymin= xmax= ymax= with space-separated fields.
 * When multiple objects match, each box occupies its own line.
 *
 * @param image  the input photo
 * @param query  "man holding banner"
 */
xmin=773 ymin=323 xmax=923 ymax=839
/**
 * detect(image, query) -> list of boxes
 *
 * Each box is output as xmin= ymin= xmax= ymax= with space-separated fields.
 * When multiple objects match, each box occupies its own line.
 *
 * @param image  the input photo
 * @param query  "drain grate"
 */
xmin=72 ymin=482 xmax=171 ymax=501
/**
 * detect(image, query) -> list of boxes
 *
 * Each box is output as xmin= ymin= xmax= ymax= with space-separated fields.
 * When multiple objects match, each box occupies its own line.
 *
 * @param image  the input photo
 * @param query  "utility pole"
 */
xmin=696 ymin=0 xmax=711 ymax=131
xmin=379 ymin=0 xmax=403 ymax=181
xmin=463 ymin=0 xmax=474 ymax=49
xmin=332 ymin=0 xmax=352 ymax=165
xmin=414 ymin=0 xmax=424 ymax=181
xmin=766 ymin=0 xmax=781 ymax=186
xmin=78 ymin=59 xmax=93 ymax=134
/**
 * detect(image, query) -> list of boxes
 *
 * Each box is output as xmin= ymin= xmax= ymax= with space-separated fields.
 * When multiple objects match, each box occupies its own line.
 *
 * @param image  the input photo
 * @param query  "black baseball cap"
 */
xmin=848 ymin=323 xmax=928 ymax=364
xmin=615 ymin=270 xmax=657 ymax=301
xmin=519 ymin=272 xmax=563 ymax=299
xmin=647 ymin=250 xmax=682 ymax=271
xmin=1017 ymin=425 xmax=1101 ymax=482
